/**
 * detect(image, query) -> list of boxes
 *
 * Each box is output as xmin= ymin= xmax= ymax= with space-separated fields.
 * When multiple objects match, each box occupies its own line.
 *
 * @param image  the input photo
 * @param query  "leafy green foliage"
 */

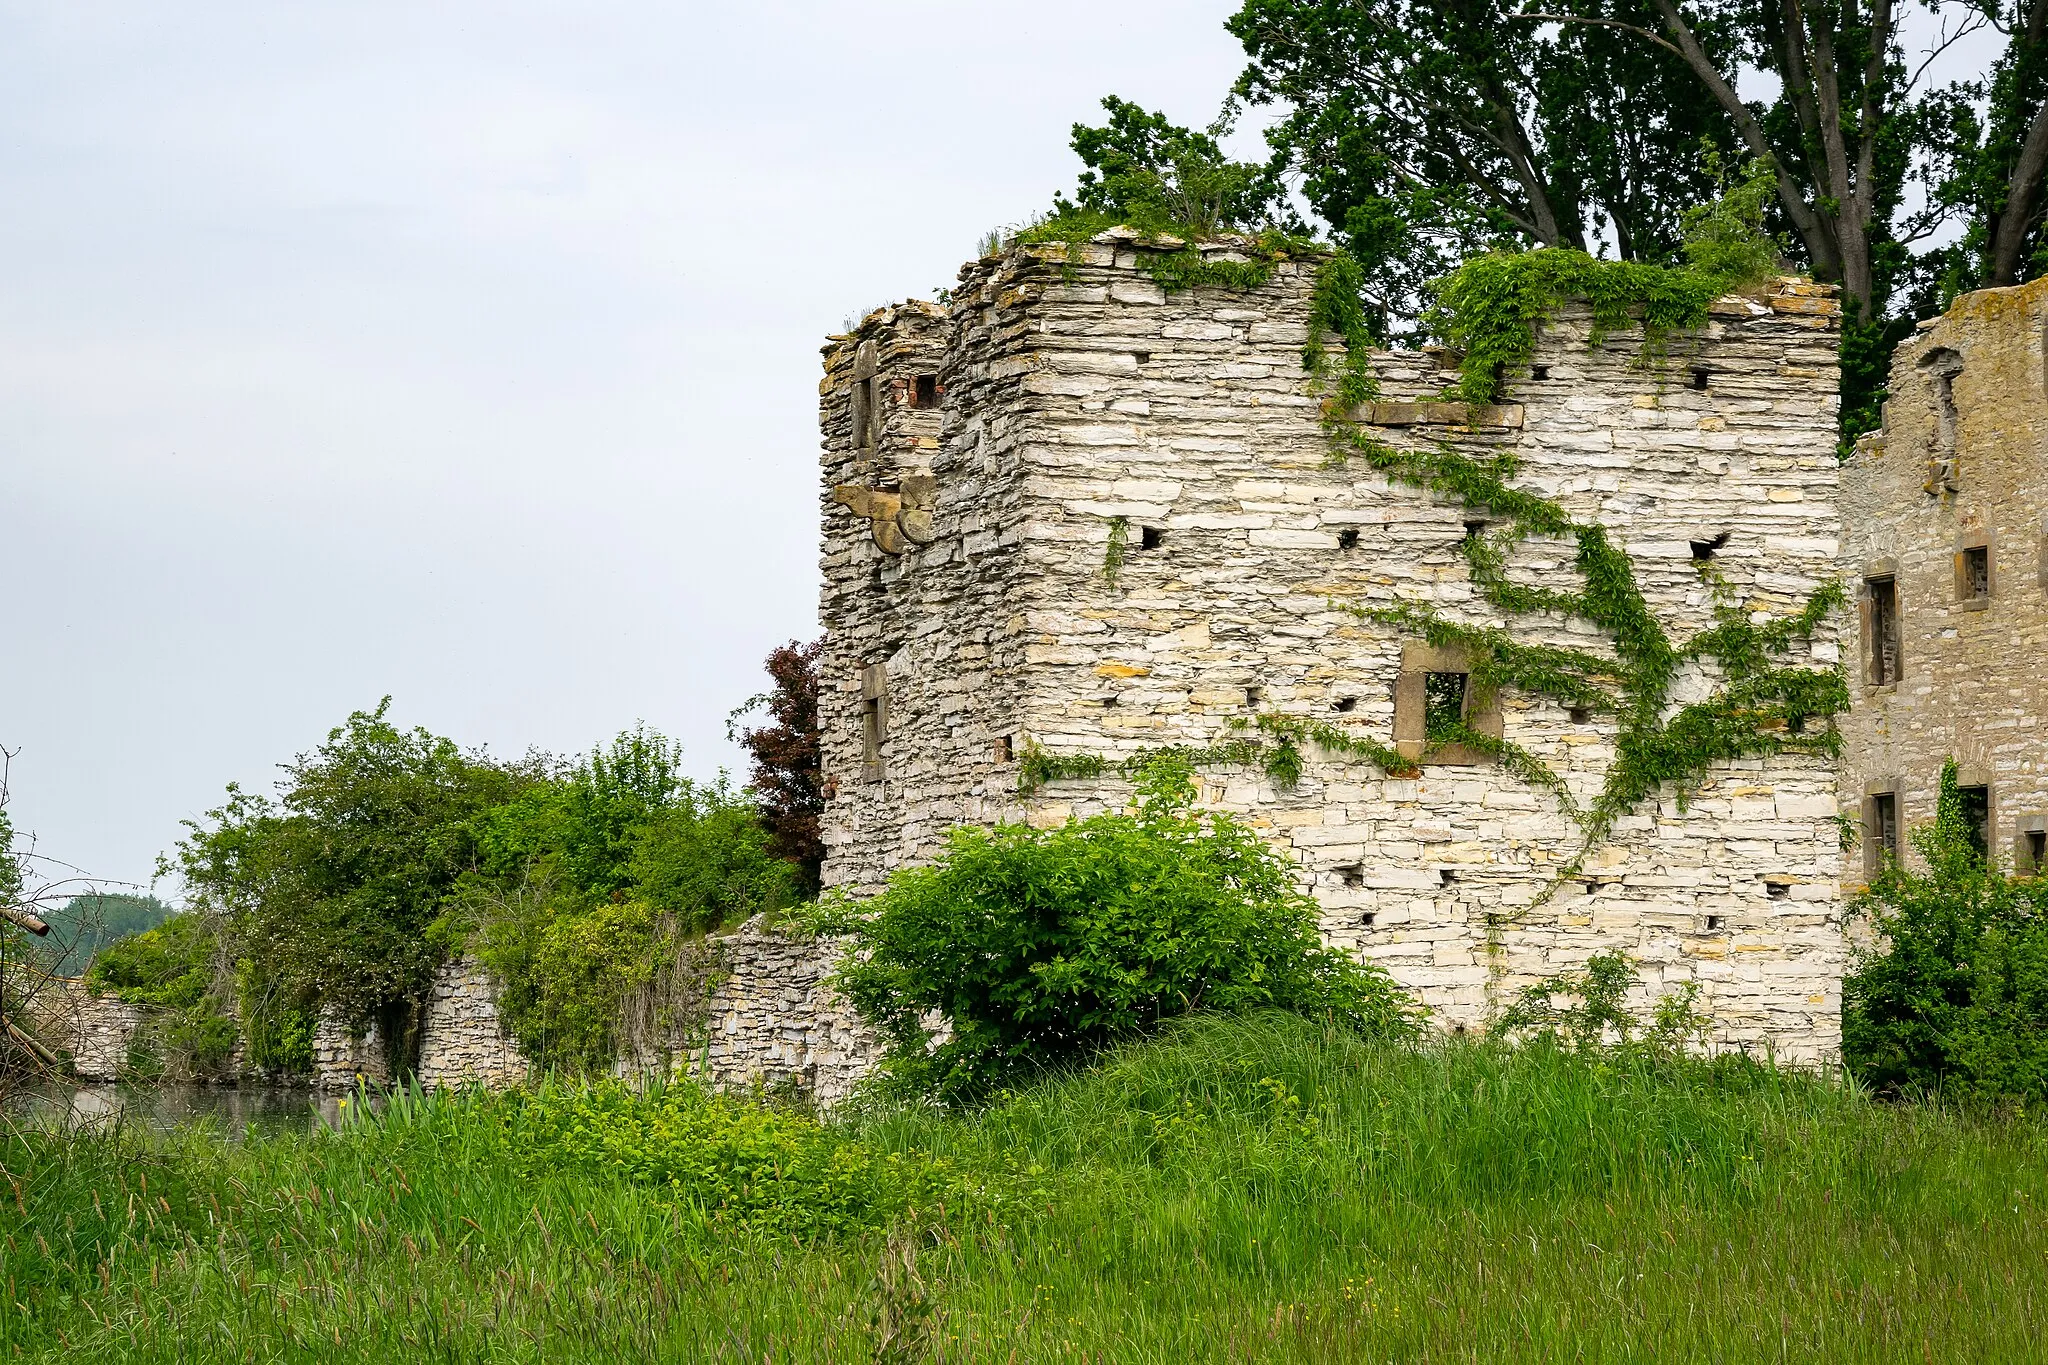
xmin=481 ymin=1080 xmax=958 ymax=1238
xmin=833 ymin=759 xmax=1419 ymax=1101
xmin=39 ymin=893 xmax=174 ymax=976
xmin=1229 ymin=0 xmax=1741 ymax=337
xmin=1846 ymin=760 xmax=2048 ymax=1103
xmin=171 ymin=699 xmax=536 ymax=1040
xmin=1426 ymin=161 xmax=1784 ymax=406
xmin=468 ymin=736 xmax=794 ymax=1072
xmin=727 ymin=638 xmax=826 ymax=895
xmin=1496 ymin=948 xmax=1710 ymax=1055
xmin=1057 ymin=96 xmax=1287 ymax=238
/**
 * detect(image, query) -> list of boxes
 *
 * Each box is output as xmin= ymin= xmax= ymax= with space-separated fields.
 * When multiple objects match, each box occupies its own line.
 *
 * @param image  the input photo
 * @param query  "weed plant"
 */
xmin=3 ymin=1014 xmax=2043 ymax=1362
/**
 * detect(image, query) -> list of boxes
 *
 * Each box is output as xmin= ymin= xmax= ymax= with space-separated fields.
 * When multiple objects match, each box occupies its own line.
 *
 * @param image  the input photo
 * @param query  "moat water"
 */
xmin=6 ymin=1083 xmax=374 ymax=1139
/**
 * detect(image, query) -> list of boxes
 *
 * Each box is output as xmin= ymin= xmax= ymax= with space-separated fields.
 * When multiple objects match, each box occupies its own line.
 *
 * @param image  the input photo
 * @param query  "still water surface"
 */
xmin=8 ymin=1084 xmax=374 ymax=1139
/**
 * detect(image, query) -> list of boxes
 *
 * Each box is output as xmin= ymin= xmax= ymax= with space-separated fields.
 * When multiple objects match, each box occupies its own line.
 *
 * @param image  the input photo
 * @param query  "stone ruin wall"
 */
xmin=1839 ymin=276 xmax=2048 ymax=883
xmin=820 ymin=235 xmax=1849 ymax=1061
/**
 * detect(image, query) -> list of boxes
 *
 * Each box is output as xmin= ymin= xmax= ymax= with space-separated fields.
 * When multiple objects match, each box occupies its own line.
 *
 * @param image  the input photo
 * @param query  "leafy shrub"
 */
xmin=832 ymin=759 xmax=1419 ymax=1101
xmin=479 ymin=1080 xmax=956 ymax=1238
xmin=1846 ymin=759 xmax=2048 ymax=1102
xmin=1494 ymin=948 xmax=1712 ymax=1056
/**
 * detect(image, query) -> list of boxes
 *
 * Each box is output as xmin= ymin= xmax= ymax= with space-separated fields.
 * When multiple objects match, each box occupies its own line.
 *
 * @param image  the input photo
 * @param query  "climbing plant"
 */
xmin=1026 ymin=244 xmax=1848 ymax=910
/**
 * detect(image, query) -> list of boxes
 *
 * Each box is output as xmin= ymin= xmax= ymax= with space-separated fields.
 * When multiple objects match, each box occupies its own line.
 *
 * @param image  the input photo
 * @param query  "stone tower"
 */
xmin=818 ymin=234 xmax=1848 ymax=1059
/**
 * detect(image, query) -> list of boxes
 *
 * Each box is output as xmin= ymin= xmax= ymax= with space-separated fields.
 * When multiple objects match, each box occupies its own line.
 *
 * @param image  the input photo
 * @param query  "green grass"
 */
xmin=4 ymin=1014 xmax=2044 ymax=1361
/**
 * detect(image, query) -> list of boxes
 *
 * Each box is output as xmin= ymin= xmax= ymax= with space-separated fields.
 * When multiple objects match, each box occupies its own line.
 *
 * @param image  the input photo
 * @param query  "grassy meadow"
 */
xmin=3 ymin=1013 xmax=2043 ymax=1363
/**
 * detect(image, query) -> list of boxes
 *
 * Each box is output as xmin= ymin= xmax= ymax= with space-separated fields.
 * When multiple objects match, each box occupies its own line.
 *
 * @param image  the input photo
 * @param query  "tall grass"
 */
xmin=3 ymin=1015 xmax=2043 ymax=1361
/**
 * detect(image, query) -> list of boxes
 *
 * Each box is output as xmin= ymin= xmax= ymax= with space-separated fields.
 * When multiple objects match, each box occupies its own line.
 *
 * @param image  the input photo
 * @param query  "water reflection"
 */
xmin=7 ymin=1084 xmax=379 ymax=1140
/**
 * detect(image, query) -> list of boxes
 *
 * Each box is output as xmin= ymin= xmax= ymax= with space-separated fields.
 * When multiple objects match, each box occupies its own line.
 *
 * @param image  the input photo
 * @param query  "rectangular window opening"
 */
xmin=1245 ymin=686 xmax=1262 ymax=710
xmin=1424 ymin=672 xmax=1470 ymax=738
xmin=1338 ymin=864 xmax=1364 ymax=889
xmin=1131 ymin=351 xmax=1150 ymax=366
xmin=1139 ymin=526 xmax=1166 ymax=551
xmin=1872 ymin=791 xmax=1900 ymax=866
xmin=1530 ymin=363 xmax=1549 ymax=380
xmin=1332 ymin=695 xmax=1358 ymax=713
xmin=1337 ymin=528 xmax=1360 ymax=551
xmin=1462 ymin=519 xmax=1489 ymax=542
xmin=1567 ymin=705 xmax=1592 ymax=724
xmin=2026 ymin=828 xmax=2047 ymax=876
xmin=1765 ymin=880 xmax=1791 ymax=899
xmin=912 ymin=374 xmax=938 ymax=409
xmin=992 ymin=734 xmax=1012 ymax=764
xmin=860 ymin=664 xmax=888 ymax=781
xmin=1705 ymin=915 xmax=1723 ymax=932
xmin=1962 ymin=545 xmax=1990 ymax=601
xmin=1361 ymin=911 xmax=1377 ymax=928
xmin=1868 ymin=576 xmax=1900 ymax=684
xmin=1438 ymin=868 xmax=1459 ymax=886
xmin=1960 ymin=785 xmax=1991 ymax=862
xmin=1691 ymin=367 xmax=1711 ymax=391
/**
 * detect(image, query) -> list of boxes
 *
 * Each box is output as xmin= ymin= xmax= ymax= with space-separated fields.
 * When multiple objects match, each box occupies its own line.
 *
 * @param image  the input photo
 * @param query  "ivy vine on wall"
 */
xmin=1028 ymin=240 xmax=1848 ymax=908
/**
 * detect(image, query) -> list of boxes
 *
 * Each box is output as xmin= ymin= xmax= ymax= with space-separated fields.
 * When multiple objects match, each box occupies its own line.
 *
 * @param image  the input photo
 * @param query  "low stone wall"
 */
xmin=417 ymin=956 xmax=529 ymax=1090
xmin=64 ymin=988 xmax=145 ymax=1082
xmin=311 ymin=1015 xmax=390 ymax=1092
xmin=409 ymin=919 xmax=885 ymax=1109
xmin=690 ymin=916 xmax=884 ymax=1109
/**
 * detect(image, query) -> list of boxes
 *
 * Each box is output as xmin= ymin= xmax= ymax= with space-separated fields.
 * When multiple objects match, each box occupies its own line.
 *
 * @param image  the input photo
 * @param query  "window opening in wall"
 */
xmin=1705 ymin=915 xmax=1724 ymax=931
xmin=1765 ymin=880 xmax=1791 ymax=899
xmin=1961 ymin=545 xmax=1990 ymax=602
xmin=1530 ymin=363 xmax=1549 ymax=380
xmin=1361 ymin=911 xmax=1377 ymax=927
xmin=1691 ymin=367 xmax=1711 ymax=391
xmin=851 ymin=377 xmax=875 ymax=452
xmin=1337 ymin=528 xmax=1360 ymax=550
xmin=1567 ymin=705 xmax=1592 ymax=724
xmin=1921 ymin=348 xmax=1963 ymax=494
xmin=912 ymin=374 xmax=938 ymax=409
xmin=992 ymin=735 xmax=1012 ymax=764
xmin=1332 ymin=695 xmax=1358 ymax=713
xmin=1424 ymin=672 xmax=1470 ymax=738
xmin=1872 ymin=791 xmax=1900 ymax=865
xmin=1462 ymin=519 xmax=1489 ymax=542
xmin=1139 ymin=526 xmax=1166 ymax=551
xmin=1868 ymin=576 xmax=1900 ymax=684
xmin=1132 ymin=351 xmax=1150 ymax=366
xmin=860 ymin=664 xmax=888 ymax=782
xmin=1960 ymin=784 xmax=1991 ymax=862
xmin=1245 ymin=686 xmax=1262 ymax=709
xmin=1438 ymin=868 xmax=1459 ymax=886
xmin=1339 ymin=864 xmax=1364 ymax=889
xmin=1690 ymin=531 xmax=1730 ymax=562
xmin=2025 ymin=828 xmax=2047 ymax=876
xmin=1101 ymin=693 xmax=1120 ymax=708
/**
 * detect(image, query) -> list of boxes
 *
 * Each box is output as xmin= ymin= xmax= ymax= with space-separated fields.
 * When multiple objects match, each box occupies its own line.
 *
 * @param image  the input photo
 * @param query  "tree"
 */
xmin=1057 ymin=95 xmax=1293 ymax=235
xmin=1230 ymin=0 xmax=1740 ymax=331
xmin=1920 ymin=0 xmax=2048 ymax=291
xmin=728 ymin=639 xmax=826 ymax=896
xmin=41 ymin=893 xmax=175 ymax=976
xmin=172 ymin=700 xmax=535 ymax=1050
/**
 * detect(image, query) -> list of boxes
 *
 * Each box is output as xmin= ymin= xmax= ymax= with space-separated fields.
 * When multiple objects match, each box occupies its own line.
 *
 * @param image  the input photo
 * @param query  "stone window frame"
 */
xmin=1954 ymin=763 xmax=1995 ymax=864
xmin=1861 ymin=776 xmax=1904 ymax=879
xmin=1858 ymin=557 xmax=1903 ymax=688
xmin=860 ymin=663 xmax=889 ymax=782
xmin=1392 ymin=642 xmax=1503 ymax=765
xmin=1953 ymin=526 xmax=1994 ymax=610
xmin=2015 ymin=814 xmax=2048 ymax=878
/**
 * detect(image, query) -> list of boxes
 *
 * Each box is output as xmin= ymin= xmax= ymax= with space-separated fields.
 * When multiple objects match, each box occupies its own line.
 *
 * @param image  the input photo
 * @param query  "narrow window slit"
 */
xmin=912 ymin=374 xmax=938 ymax=409
xmin=1691 ymin=368 xmax=1711 ymax=391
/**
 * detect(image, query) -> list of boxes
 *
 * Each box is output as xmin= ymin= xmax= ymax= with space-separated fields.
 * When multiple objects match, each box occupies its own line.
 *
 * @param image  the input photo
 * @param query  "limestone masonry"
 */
xmin=1841 ymin=277 xmax=2048 ymax=884
xmin=819 ymin=234 xmax=1849 ymax=1061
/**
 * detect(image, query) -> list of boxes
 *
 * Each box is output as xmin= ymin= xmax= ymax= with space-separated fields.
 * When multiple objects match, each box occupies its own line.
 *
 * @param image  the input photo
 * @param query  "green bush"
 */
xmin=1846 ymin=759 xmax=2048 ymax=1102
xmin=832 ymin=759 xmax=1419 ymax=1101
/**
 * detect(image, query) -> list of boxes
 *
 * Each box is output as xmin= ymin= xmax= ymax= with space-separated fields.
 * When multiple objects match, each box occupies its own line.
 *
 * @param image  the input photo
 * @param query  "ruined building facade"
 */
xmin=1841 ymin=277 xmax=2048 ymax=884
xmin=818 ymin=235 xmax=1848 ymax=1060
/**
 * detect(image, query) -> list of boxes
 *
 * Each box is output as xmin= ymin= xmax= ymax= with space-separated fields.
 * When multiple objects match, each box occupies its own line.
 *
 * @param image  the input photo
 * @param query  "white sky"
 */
xmin=0 ymin=2 xmax=1261 ymax=893
xmin=0 ymin=2 xmax=2004 ymax=897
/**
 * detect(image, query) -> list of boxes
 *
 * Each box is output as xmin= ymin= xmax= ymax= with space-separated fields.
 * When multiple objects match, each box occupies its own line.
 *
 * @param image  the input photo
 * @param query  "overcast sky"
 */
xmin=0 ymin=2 xmax=1266 ymax=894
xmin=0 ymin=4 xmax=1998 ymax=899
